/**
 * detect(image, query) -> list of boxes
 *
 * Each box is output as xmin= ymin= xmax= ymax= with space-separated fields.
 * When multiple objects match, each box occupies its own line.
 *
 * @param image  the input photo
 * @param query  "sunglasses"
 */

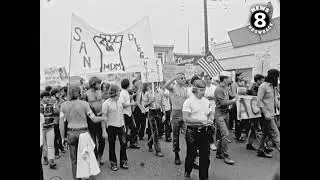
xmin=180 ymin=77 xmax=186 ymax=80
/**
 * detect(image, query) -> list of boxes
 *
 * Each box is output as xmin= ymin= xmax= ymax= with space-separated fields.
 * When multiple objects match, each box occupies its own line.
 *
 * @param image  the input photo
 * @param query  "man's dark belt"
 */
xmin=43 ymin=124 xmax=54 ymax=129
xmin=149 ymin=108 xmax=161 ymax=111
xmin=67 ymin=127 xmax=88 ymax=132
xmin=187 ymin=126 xmax=209 ymax=132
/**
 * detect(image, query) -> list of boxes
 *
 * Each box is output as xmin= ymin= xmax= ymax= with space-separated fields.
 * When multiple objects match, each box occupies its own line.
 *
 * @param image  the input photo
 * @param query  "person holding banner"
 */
xmin=182 ymin=79 xmax=214 ymax=180
xmin=160 ymin=81 xmax=172 ymax=142
xmin=245 ymin=74 xmax=265 ymax=151
xmin=144 ymin=83 xmax=165 ymax=157
xmin=256 ymin=69 xmax=280 ymax=158
xmin=214 ymin=71 xmax=237 ymax=165
xmin=132 ymin=79 xmax=147 ymax=141
xmin=164 ymin=73 xmax=188 ymax=165
xmin=120 ymin=79 xmax=139 ymax=149
xmin=85 ymin=77 xmax=105 ymax=164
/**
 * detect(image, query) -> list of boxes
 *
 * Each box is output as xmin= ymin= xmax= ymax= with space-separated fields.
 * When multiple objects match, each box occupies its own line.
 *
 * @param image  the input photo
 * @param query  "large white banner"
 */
xmin=70 ymin=14 xmax=156 ymax=78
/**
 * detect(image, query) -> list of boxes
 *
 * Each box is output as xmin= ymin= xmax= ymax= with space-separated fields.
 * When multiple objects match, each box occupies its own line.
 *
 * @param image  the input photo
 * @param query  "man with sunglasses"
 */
xmin=164 ymin=73 xmax=188 ymax=165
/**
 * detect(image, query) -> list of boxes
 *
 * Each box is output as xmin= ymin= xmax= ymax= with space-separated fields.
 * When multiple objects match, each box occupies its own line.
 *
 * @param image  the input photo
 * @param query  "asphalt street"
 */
xmin=43 ymin=133 xmax=280 ymax=180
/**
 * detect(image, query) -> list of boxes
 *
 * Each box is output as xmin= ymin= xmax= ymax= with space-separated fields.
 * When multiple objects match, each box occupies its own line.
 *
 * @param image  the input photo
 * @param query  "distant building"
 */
xmin=153 ymin=44 xmax=175 ymax=64
xmin=212 ymin=17 xmax=280 ymax=81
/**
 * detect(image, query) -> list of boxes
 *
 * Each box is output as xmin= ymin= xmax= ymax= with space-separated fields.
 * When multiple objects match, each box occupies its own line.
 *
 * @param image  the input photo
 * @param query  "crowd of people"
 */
xmin=40 ymin=69 xmax=280 ymax=180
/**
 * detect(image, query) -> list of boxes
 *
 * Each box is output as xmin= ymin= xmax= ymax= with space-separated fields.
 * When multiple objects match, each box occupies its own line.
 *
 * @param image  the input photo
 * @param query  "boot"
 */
xmin=174 ymin=152 xmax=181 ymax=165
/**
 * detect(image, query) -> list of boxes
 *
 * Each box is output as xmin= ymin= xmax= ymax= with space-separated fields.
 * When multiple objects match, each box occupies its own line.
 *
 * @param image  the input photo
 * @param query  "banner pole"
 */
xmin=67 ymin=13 xmax=73 ymax=100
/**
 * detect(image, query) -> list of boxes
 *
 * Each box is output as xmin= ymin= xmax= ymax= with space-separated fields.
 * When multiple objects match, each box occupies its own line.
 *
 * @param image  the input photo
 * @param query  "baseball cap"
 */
xmin=193 ymin=79 xmax=206 ymax=88
xmin=220 ymin=71 xmax=232 ymax=77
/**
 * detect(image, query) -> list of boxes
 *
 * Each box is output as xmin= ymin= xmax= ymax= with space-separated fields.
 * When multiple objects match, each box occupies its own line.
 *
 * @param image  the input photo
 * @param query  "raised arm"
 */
xmin=164 ymin=76 xmax=179 ymax=91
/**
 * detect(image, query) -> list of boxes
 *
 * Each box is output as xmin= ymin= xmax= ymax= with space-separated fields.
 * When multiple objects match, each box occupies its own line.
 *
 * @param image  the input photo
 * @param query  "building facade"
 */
xmin=213 ymin=17 xmax=280 ymax=81
xmin=153 ymin=45 xmax=175 ymax=64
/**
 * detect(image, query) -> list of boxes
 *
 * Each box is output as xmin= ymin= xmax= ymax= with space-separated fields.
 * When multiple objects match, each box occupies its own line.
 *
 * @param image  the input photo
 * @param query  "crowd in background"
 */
xmin=40 ymin=69 xmax=280 ymax=180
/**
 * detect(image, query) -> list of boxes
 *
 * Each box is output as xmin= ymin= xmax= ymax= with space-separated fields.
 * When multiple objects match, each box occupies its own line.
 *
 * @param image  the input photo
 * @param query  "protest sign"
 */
xmin=70 ymin=14 xmax=155 ymax=76
xmin=141 ymin=58 xmax=163 ymax=83
xmin=236 ymin=95 xmax=280 ymax=120
xmin=85 ymin=72 xmax=141 ymax=87
xmin=44 ymin=67 xmax=68 ymax=87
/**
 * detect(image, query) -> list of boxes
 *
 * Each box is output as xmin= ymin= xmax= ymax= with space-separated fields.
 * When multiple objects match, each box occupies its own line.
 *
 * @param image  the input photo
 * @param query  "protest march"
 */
xmin=41 ymin=1 xmax=280 ymax=180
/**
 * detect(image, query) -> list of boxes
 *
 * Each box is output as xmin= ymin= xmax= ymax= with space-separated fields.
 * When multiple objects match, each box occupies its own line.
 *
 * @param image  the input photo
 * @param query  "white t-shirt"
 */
xmin=182 ymin=96 xmax=211 ymax=126
xmin=187 ymin=87 xmax=194 ymax=98
xmin=204 ymin=84 xmax=217 ymax=112
xmin=102 ymin=98 xmax=125 ymax=127
xmin=40 ymin=113 xmax=44 ymax=147
xmin=119 ymin=89 xmax=132 ymax=116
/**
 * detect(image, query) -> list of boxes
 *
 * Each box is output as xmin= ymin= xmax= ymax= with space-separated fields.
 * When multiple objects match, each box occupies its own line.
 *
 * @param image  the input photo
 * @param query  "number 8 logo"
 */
xmin=254 ymin=12 xmax=267 ymax=28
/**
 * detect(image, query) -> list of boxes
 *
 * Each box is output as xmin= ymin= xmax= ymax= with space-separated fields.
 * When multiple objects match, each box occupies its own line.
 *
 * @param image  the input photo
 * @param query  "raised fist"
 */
xmin=93 ymin=34 xmax=124 ymax=72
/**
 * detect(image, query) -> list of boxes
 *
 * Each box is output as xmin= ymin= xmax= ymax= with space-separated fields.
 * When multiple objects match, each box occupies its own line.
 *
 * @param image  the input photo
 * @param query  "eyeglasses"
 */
xmin=180 ymin=77 xmax=186 ymax=80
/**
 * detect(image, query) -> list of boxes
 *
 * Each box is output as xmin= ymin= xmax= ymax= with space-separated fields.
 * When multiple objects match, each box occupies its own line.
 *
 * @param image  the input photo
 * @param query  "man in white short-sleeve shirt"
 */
xmin=182 ymin=79 xmax=213 ymax=179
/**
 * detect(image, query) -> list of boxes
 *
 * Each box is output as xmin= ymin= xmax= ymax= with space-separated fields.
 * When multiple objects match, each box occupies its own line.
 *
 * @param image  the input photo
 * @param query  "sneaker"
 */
xmin=246 ymin=144 xmax=257 ymax=151
xmin=156 ymin=152 xmax=164 ymax=157
xmin=210 ymin=143 xmax=217 ymax=151
xmin=224 ymin=157 xmax=235 ymax=165
xmin=257 ymin=150 xmax=273 ymax=158
xmin=111 ymin=165 xmax=118 ymax=171
xmin=120 ymin=162 xmax=129 ymax=169
xmin=149 ymin=147 xmax=154 ymax=152
xmin=55 ymin=154 xmax=60 ymax=159
xmin=129 ymin=144 xmax=140 ymax=149
xmin=237 ymin=137 xmax=245 ymax=142
xmin=43 ymin=156 xmax=49 ymax=165
xmin=193 ymin=160 xmax=199 ymax=169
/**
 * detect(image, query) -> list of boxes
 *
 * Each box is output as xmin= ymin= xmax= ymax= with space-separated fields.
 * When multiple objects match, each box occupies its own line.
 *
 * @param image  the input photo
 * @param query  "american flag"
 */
xmin=197 ymin=52 xmax=224 ymax=78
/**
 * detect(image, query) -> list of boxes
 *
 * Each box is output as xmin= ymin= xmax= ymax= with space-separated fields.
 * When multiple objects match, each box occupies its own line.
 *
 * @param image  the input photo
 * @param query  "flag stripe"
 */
xmin=207 ymin=61 xmax=219 ymax=75
xmin=202 ymin=58 xmax=219 ymax=75
xmin=197 ymin=52 xmax=224 ymax=78
xmin=213 ymin=60 xmax=224 ymax=72
xmin=198 ymin=59 xmax=215 ymax=77
xmin=198 ymin=59 xmax=213 ymax=77
xmin=199 ymin=58 xmax=216 ymax=76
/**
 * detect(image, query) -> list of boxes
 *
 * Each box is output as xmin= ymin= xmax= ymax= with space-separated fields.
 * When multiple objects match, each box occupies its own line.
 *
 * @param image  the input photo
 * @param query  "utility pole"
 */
xmin=187 ymin=25 xmax=190 ymax=54
xmin=203 ymin=0 xmax=209 ymax=55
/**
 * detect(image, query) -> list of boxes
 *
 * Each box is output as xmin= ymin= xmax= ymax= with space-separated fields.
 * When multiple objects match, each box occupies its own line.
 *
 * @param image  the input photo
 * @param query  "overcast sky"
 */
xmin=40 ymin=0 xmax=279 ymax=80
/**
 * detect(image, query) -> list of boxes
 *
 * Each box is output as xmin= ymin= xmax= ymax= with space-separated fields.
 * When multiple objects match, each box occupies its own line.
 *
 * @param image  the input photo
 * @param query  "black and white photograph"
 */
xmin=40 ymin=0 xmax=280 ymax=179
